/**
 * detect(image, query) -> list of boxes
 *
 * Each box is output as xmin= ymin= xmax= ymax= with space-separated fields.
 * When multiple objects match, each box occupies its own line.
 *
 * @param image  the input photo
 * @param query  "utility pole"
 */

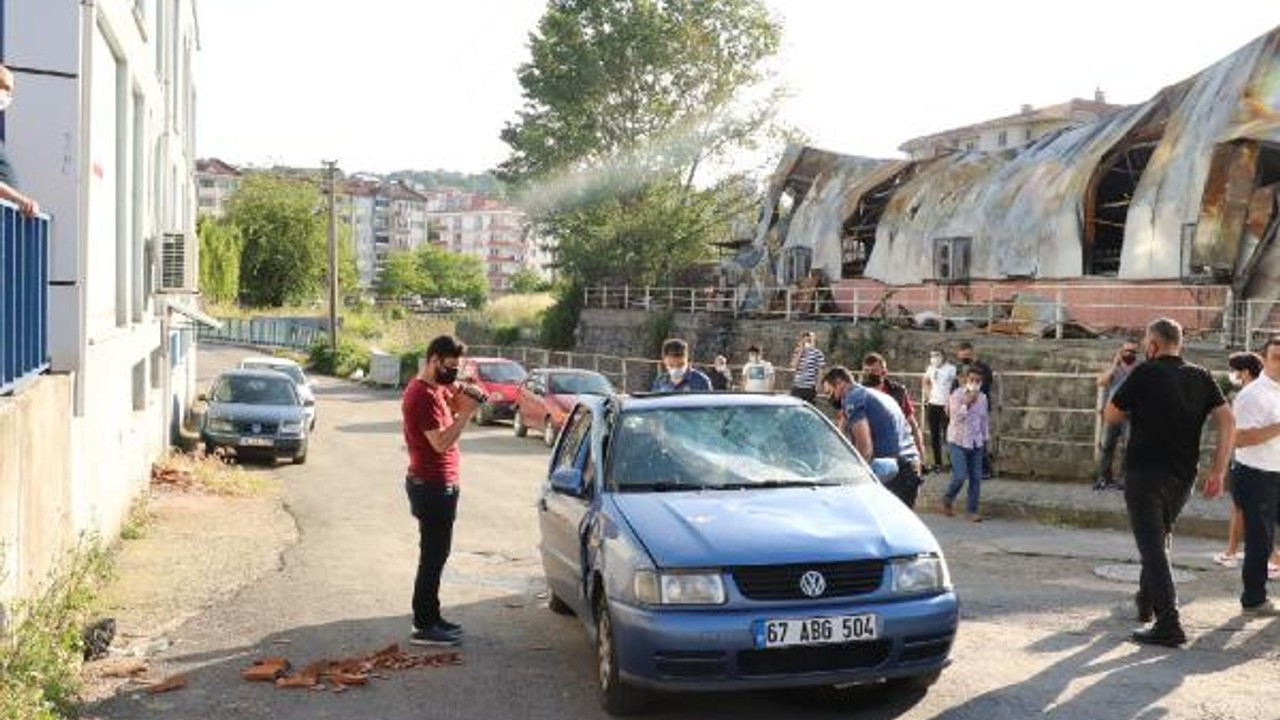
xmin=322 ymin=159 xmax=339 ymax=351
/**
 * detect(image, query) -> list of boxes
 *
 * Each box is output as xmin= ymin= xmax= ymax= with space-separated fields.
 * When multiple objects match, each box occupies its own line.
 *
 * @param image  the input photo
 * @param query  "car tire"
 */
xmin=514 ymin=412 xmax=528 ymax=438
xmin=474 ymin=403 xmax=493 ymax=426
xmin=543 ymin=418 xmax=556 ymax=448
xmin=595 ymin=595 xmax=649 ymax=715
xmin=293 ymin=444 xmax=308 ymax=465
xmin=886 ymin=669 xmax=942 ymax=692
xmin=548 ymin=592 xmax=574 ymax=616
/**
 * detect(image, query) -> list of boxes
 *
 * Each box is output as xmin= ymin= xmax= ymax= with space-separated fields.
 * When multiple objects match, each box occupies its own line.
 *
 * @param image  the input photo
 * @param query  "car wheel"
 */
xmin=886 ymin=669 xmax=942 ymax=692
xmin=514 ymin=411 xmax=528 ymax=438
xmin=595 ymin=595 xmax=649 ymax=715
xmin=543 ymin=418 xmax=556 ymax=448
xmin=293 ymin=443 xmax=308 ymax=465
xmin=474 ymin=403 xmax=493 ymax=426
xmin=548 ymin=591 xmax=574 ymax=616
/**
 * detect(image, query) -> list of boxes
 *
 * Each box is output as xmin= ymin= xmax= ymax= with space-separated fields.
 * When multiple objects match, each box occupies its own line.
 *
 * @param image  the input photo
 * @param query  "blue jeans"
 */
xmin=946 ymin=444 xmax=983 ymax=514
xmin=1230 ymin=463 xmax=1280 ymax=608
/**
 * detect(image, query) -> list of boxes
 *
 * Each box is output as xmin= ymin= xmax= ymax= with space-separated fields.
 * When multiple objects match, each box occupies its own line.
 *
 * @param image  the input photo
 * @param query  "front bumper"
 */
xmin=608 ymin=592 xmax=958 ymax=692
xmin=202 ymin=430 xmax=307 ymax=457
xmin=484 ymin=399 xmax=516 ymax=420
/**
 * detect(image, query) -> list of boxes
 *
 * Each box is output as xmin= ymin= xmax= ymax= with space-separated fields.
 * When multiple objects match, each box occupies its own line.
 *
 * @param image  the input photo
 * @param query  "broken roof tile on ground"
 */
xmin=243 ymin=644 xmax=462 ymax=695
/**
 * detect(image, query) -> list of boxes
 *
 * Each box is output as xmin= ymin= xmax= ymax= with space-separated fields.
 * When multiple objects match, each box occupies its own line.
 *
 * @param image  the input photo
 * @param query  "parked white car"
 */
xmin=239 ymin=357 xmax=317 ymax=431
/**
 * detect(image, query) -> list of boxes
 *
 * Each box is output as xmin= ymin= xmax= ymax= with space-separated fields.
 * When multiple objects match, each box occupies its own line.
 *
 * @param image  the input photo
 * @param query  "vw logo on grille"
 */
xmin=251 ymin=423 xmax=262 ymax=434
xmin=799 ymin=570 xmax=827 ymax=598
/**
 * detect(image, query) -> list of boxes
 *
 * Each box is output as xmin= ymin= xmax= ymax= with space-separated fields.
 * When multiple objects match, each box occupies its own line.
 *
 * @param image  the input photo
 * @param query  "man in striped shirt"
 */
xmin=790 ymin=331 xmax=825 ymax=403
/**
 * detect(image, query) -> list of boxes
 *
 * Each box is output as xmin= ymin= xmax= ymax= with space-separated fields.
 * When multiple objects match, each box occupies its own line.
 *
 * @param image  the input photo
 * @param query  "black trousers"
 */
xmin=925 ymin=403 xmax=947 ymax=470
xmin=1230 ymin=463 xmax=1280 ymax=608
xmin=1124 ymin=471 xmax=1193 ymax=629
xmin=406 ymin=479 xmax=460 ymax=630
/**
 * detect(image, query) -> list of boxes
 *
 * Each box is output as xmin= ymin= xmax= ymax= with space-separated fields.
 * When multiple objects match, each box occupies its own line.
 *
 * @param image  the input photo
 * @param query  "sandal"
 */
xmin=1214 ymin=551 xmax=1240 ymax=568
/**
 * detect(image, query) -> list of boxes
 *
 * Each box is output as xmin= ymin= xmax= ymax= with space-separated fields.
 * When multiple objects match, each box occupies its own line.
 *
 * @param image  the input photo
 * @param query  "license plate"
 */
xmin=755 ymin=614 xmax=878 ymax=649
xmin=239 ymin=437 xmax=274 ymax=447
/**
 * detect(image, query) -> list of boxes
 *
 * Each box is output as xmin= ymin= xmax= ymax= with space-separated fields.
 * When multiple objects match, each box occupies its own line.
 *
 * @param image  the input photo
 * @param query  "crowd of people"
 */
xmin=650 ymin=332 xmax=999 ymax=520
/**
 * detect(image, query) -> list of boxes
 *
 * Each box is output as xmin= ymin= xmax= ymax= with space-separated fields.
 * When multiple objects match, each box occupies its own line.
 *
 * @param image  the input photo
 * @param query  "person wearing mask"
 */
xmin=1095 ymin=339 xmax=1141 ymax=491
xmin=1215 ymin=352 xmax=1280 ymax=577
xmin=954 ymin=341 xmax=996 ymax=477
xmin=822 ymin=366 xmax=923 ymax=508
xmin=652 ymin=338 xmax=712 ymax=393
xmin=790 ymin=331 xmax=825 ymax=403
xmin=862 ymin=353 xmax=925 ymax=464
xmin=706 ymin=355 xmax=732 ymax=391
xmin=741 ymin=345 xmax=775 ymax=393
xmin=1227 ymin=337 xmax=1280 ymax=614
xmin=1106 ymin=318 xmax=1234 ymax=646
xmin=943 ymin=367 xmax=991 ymax=522
xmin=921 ymin=349 xmax=956 ymax=474
xmin=0 ymin=66 xmax=40 ymax=217
xmin=401 ymin=335 xmax=485 ymax=646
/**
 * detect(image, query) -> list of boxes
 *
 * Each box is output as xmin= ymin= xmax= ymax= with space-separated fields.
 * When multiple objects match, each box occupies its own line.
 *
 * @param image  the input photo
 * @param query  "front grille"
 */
xmin=900 ymin=632 xmax=953 ymax=663
xmin=738 ymin=640 xmax=890 ymax=676
xmin=730 ymin=561 xmax=885 ymax=601
xmin=653 ymin=651 xmax=728 ymax=678
xmin=234 ymin=421 xmax=278 ymax=435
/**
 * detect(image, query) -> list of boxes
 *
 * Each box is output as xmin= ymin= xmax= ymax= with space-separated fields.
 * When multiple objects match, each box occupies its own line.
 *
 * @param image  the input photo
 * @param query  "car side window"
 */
xmin=554 ymin=408 xmax=592 ymax=471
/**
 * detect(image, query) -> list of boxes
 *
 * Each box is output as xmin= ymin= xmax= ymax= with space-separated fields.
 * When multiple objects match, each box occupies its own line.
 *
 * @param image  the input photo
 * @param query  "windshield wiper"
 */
xmin=712 ymin=479 xmax=837 ymax=490
xmin=616 ymin=481 xmax=688 ymax=493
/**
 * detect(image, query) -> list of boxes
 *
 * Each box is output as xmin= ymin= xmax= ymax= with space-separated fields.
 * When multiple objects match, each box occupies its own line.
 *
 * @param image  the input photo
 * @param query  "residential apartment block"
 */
xmin=899 ymin=91 xmax=1124 ymax=160
xmin=336 ymin=178 xmax=431 ymax=288
xmin=3 ymin=0 xmax=208 ymax=604
xmin=430 ymin=195 xmax=549 ymax=292
xmin=195 ymin=157 xmax=242 ymax=218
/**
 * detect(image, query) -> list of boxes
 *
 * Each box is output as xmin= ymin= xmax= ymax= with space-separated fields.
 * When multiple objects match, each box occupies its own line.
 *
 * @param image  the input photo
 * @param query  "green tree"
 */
xmin=499 ymin=0 xmax=783 ymax=287
xmin=225 ymin=174 xmax=328 ymax=307
xmin=337 ymin=224 xmax=360 ymax=299
xmin=197 ymin=215 xmax=242 ymax=305
xmin=414 ymin=245 xmax=488 ymax=309
xmin=507 ymin=268 xmax=550 ymax=294
xmin=377 ymin=251 xmax=423 ymax=299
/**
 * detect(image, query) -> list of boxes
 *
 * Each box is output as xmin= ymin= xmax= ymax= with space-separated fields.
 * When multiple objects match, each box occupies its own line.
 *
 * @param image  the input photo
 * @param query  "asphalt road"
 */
xmin=88 ymin=345 xmax=1280 ymax=720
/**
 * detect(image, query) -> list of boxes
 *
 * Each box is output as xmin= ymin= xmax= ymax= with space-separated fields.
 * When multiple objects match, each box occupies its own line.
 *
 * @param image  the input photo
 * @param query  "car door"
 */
xmin=539 ymin=406 xmax=594 ymax=614
xmin=529 ymin=372 xmax=549 ymax=430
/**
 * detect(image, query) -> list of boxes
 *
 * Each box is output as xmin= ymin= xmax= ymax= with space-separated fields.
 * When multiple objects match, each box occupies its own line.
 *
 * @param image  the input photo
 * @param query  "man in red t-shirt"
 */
xmin=402 ymin=334 xmax=482 ymax=646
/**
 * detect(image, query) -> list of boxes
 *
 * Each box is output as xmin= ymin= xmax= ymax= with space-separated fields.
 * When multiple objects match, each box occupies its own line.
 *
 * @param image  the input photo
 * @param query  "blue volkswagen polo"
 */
xmin=537 ymin=393 xmax=958 ymax=714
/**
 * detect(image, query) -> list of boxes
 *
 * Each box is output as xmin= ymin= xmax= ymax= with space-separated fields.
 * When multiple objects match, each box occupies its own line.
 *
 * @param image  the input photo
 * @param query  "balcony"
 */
xmin=1 ymin=203 xmax=50 ymax=395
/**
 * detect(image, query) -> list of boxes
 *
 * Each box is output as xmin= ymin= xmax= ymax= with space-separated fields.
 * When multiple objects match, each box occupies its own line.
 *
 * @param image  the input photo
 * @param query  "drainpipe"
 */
xmin=74 ymin=0 xmax=96 ymax=416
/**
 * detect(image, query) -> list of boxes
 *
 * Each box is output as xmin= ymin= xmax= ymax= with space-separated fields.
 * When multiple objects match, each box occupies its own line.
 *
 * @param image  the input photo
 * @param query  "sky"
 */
xmin=195 ymin=1 xmax=1280 ymax=176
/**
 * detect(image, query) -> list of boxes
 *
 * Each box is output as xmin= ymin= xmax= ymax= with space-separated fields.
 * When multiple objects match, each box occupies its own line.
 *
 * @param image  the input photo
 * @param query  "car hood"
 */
xmin=207 ymin=403 xmax=306 ymax=423
xmin=481 ymin=382 xmax=521 ymax=402
xmin=611 ymin=485 xmax=939 ymax=567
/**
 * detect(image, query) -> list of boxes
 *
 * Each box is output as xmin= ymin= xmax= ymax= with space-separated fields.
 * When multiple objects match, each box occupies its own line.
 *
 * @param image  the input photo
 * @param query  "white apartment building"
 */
xmin=899 ymin=92 xmax=1124 ymax=160
xmin=337 ymin=179 xmax=430 ymax=290
xmin=2 ymin=0 xmax=208 ymax=590
xmin=195 ymin=157 xmax=242 ymax=218
xmin=431 ymin=198 xmax=538 ymax=292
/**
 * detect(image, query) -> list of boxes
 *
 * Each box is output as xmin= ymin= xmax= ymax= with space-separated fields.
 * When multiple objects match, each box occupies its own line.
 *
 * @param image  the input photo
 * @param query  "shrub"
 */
xmin=308 ymin=336 xmax=371 ymax=377
xmin=540 ymin=283 xmax=583 ymax=350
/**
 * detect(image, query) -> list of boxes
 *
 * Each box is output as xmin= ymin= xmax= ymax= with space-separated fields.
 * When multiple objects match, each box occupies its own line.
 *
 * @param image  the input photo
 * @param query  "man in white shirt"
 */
xmin=741 ymin=345 xmax=775 ymax=392
xmin=1229 ymin=336 xmax=1280 ymax=615
xmin=921 ymin=350 xmax=956 ymax=474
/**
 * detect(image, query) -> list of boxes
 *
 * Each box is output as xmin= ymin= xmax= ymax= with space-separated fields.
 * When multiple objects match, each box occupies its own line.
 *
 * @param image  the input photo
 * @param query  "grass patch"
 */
xmin=1 ymin=540 xmax=113 ymax=720
xmin=152 ymin=450 xmax=277 ymax=497
xmin=118 ymin=499 xmax=152 ymax=541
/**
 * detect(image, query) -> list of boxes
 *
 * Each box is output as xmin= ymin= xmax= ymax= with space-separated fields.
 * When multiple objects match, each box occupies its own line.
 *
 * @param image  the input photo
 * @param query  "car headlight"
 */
xmin=890 ymin=554 xmax=951 ymax=594
xmin=280 ymin=420 xmax=305 ymax=435
xmin=206 ymin=418 xmax=235 ymax=433
xmin=633 ymin=570 xmax=725 ymax=605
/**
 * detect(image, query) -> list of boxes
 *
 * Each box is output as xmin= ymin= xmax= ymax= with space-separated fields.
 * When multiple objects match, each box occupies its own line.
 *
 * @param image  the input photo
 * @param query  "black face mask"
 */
xmin=862 ymin=373 xmax=884 ymax=387
xmin=1121 ymin=352 xmax=1137 ymax=365
xmin=436 ymin=364 xmax=459 ymax=385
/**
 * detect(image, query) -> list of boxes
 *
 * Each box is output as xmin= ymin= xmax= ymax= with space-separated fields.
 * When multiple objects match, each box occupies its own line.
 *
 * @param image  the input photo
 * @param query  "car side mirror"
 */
xmin=550 ymin=467 xmax=586 ymax=497
xmin=869 ymin=458 xmax=899 ymax=484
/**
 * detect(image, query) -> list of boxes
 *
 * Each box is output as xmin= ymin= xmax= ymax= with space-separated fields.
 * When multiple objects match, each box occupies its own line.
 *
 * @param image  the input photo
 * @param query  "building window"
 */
xmin=997 ymin=130 xmax=1008 ymax=148
xmin=933 ymin=237 xmax=972 ymax=284
xmin=963 ymin=139 xmax=977 ymax=151
xmin=132 ymin=358 xmax=148 ymax=411
xmin=1025 ymin=127 xmax=1033 ymax=141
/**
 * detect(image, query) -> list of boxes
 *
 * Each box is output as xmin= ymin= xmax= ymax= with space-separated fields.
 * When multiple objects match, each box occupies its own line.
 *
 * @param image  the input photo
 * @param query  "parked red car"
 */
xmin=461 ymin=357 xmax=528 ymax=425
xmin=514 ymin=368 xmax=616 ymax=446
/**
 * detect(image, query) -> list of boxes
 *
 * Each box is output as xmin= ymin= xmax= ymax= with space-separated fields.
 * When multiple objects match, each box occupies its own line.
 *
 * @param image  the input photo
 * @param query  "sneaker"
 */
xmin=437 ymin=617 xmax=463 ymax=634
xmin=1213 ymin=551 xmax=1240 ymax=568
xmin=941 ymin=499 xmax=955 ymax=517
xmin=1241 ymin=600 xmax=1280 ymax=617
xmin=967 ymin=513 xmax=985 ymax=523
xmin=410 ymin=624 xmax=461 ymax=647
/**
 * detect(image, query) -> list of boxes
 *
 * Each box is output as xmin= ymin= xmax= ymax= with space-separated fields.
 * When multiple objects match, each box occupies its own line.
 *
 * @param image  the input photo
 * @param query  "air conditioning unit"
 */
xmin=157 ymin=232 xmax=196 ymax=293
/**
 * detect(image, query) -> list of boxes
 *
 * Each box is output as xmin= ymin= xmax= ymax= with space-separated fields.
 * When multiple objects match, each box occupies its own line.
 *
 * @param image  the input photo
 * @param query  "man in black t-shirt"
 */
xmin=1106 ymin=318 xmax=1234 ymax=647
